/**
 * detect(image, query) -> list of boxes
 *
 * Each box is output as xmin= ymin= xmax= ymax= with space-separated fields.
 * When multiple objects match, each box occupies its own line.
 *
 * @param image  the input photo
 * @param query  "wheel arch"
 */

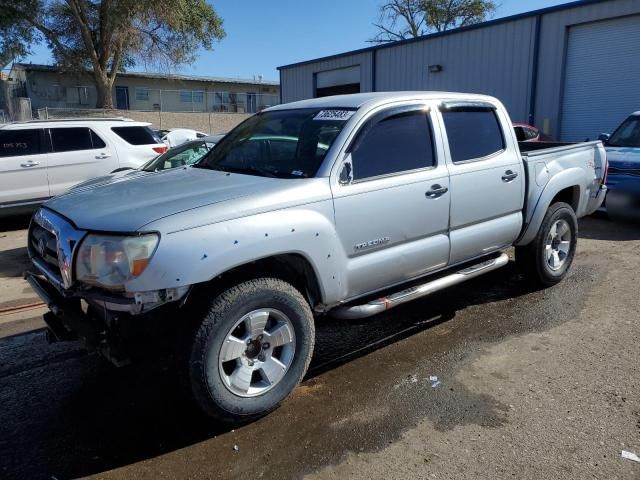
xmin=549 ymin=186 xmax=580 ymax=212
xmin=193 ymin=253 xmax=325 ymax=312
xmin=517 ymin=170 xmax=583 ymax=246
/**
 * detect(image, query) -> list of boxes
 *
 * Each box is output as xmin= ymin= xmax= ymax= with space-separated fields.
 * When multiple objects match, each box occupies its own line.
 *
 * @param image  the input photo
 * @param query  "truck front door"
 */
xmin=332 ymin=104 xmax=451 ymax=299
xmin=438 ymin=102 xmax=524 ymax=264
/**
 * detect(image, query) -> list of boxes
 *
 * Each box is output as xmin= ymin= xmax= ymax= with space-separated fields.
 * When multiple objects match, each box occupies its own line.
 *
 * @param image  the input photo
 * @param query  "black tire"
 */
xmin=188 ymin=278 xmax=315 ymax=423
xmin=515 ymin=202 xmax=578 ymax=287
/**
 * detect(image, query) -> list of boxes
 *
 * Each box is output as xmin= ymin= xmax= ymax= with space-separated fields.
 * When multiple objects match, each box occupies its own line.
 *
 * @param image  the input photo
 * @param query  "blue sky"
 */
xmin=23 ymin=0 xmax=573 ymax=81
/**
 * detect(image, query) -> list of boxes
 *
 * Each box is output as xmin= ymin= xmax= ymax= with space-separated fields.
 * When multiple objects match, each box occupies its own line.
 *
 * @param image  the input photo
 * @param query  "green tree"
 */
xmin=0 ymin=0 xmax=39 ymax=69
xmin=371 ymin=0 xmax=497 ymax=43
xmin=0 ymin=0 xmax=225 ymax=108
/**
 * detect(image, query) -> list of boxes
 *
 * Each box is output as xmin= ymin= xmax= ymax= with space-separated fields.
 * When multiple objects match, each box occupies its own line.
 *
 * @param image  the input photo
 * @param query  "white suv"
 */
xmin=0 ymin=118 xmax=167 ymax=217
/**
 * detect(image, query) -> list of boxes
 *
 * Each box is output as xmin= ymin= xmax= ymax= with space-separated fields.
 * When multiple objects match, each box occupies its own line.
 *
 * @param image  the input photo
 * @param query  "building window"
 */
xmin=180 ymin=90 xmax=192 ymax=103
xmin=66 ymin=86 xmax=90 ymax=105
xmin=214 ymin=92 xmax=230 ymax=104
xmin=193 ymin=91 xmax=204 ymax=103
xmin=135 ymin=88 xmax=150 ymax=101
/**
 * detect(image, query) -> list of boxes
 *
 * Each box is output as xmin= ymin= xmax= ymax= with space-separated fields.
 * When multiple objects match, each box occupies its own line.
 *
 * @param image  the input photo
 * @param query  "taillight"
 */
xmin=602 ymin=152 xmax=609 ymax=185
xmin=153 ymin=146 xmax=168 ymax=154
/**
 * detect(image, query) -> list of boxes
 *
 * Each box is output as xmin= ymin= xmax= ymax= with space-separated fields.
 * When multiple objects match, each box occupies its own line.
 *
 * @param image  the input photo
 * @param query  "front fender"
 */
xmin=516 ymin=168 xmax=583 ymax=246
xmin=125 ymin=201 xmax=346 ymax=305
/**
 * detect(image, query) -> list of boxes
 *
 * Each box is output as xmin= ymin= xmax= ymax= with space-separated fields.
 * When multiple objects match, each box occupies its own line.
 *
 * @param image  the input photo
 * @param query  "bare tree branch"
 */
xmin=370 ymin=0 xmax=497 ymax=42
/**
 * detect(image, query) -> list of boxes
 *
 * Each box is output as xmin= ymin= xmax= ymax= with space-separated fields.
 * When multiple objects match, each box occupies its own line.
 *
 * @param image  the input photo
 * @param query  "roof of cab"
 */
xmin=265 ymin=91 xmax=500 ymax=112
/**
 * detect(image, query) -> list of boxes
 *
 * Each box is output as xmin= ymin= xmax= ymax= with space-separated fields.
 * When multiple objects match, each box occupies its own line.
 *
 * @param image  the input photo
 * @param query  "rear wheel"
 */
xmin=188 ymin=278 xmax=315 ymax=423
xmin=515 ymin=202 xmax=578 ymax=287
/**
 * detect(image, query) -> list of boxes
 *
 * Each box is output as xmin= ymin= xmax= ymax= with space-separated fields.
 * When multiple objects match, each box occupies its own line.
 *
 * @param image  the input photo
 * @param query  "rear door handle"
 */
xmin=426 ymin=184 xmax=449 ymax=198
xmin=95 ymin=153 xmax=112 ymax=159
xmin=20 ymin=161 xmax=40 ymax=167
xmin=502 ymin=170 xmax=518 ymax=182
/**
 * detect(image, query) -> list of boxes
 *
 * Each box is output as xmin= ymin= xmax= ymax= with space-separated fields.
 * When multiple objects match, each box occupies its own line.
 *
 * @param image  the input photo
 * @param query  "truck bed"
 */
xmin=518 ymin=140 xmax=607 ymax=240
xmin=519 ymin=141 xmax=587 ymax=154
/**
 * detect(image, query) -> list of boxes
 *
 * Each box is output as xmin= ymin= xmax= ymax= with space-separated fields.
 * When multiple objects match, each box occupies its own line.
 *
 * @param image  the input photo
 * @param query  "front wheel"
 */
xmin=515 ymin=202 xmax=578 ymax=287
xmin=188 ymin=278 xmax=315 ymax=423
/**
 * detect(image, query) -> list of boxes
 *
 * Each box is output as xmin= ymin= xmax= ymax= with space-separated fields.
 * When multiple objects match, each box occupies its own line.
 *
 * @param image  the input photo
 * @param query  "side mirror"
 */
xmin=339 ymin=162 xmax=352 ymax=184
xmin=598 ymin=133 xmax=610 ymax=143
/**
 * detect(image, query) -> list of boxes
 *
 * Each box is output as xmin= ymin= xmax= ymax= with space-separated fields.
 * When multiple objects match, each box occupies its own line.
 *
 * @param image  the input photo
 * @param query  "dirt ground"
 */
xmin=0 ymin=214 xmax=638 ymax=480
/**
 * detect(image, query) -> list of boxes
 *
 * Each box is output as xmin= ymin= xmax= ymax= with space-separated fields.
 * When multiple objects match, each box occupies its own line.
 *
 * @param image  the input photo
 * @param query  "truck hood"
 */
xmin=44 ymin=167 xmax=293 ymax=232
xmin=69 ymin=168 xmax=148 ymax=191
xmin=605 ymin=146 xmax=640 ymax=166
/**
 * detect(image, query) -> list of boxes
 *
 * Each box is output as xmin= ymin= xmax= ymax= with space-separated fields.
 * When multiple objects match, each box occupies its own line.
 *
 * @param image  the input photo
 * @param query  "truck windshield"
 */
xmin=608 ymin=116 xmax=640 ymax=148
xmin=196 ymin=108 xmax=354 ymax=178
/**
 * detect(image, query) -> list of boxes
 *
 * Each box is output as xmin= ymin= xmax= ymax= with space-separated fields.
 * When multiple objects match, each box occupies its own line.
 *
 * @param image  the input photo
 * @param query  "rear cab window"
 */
xmin=111 ymin=126 xmax=160 ymax=145
xmin=442 ymin=106 xmax=505 ymax=163
xmin=0 ymin=129 xmax=42 ymax=157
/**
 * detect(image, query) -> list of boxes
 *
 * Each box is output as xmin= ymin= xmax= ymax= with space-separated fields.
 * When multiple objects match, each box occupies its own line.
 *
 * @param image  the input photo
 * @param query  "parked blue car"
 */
xmin=599 ymin=112 xmax=640 ymax=219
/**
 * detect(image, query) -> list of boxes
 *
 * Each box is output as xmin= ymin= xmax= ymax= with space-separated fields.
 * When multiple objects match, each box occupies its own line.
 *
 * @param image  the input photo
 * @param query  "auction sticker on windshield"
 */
xmin=314 ymin=110 xmax=355 ymax=121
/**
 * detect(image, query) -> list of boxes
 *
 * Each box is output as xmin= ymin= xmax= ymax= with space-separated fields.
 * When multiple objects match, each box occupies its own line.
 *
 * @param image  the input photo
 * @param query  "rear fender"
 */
xmin=516 ymin=168 xmax=583 ymax=246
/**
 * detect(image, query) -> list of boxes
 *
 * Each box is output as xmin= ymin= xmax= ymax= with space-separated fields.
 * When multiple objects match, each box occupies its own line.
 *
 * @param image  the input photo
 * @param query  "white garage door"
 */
xmin=561 ymin=15 xmax=640 ymax=142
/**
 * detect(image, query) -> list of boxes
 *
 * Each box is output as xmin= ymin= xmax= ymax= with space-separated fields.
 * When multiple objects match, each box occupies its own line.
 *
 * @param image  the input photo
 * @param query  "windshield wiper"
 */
xmin=192 ymin=163 xmax=224 ymax=171
xmin=216 ymin=165 xmax=280 ymax=178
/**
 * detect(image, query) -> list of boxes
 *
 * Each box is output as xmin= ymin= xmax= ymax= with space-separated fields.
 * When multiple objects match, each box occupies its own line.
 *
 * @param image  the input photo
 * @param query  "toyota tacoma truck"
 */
xmin=25 ymin=92 xmax=607 ymax=423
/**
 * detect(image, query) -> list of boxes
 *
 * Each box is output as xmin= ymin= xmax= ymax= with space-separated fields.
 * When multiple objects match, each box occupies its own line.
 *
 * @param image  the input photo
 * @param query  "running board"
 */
xmin=331 ymin=253 xmax=510 ymax=320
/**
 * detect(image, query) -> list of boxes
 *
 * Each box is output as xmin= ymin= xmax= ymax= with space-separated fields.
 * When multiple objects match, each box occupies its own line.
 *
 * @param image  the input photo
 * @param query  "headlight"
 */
xmin=75 ymin=233 xmax=160 ymax=290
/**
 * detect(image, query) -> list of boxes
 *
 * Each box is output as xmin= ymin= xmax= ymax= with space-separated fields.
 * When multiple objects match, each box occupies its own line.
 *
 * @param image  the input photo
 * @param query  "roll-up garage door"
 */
xmin=560 ymin=15 xmax=640 ymax=141
xmin=315 ymin=66 xmax=361 ymax=98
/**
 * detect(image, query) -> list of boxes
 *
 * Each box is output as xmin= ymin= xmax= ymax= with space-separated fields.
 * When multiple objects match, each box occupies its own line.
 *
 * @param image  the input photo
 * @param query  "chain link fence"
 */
xmin=36 ymin=107 xmax=252 ymax=134
xmin=127 ymin=89 xmax=279 ymax=113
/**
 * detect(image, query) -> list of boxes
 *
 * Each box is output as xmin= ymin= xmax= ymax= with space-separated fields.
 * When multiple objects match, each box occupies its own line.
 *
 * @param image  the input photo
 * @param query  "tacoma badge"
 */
xmin=354 ymin=237 xmax=390 ymax=251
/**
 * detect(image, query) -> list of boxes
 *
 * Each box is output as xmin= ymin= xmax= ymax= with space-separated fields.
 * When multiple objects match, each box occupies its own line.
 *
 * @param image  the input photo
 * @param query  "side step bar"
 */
xmin=331 ymin=253 xmax=510 ymax=320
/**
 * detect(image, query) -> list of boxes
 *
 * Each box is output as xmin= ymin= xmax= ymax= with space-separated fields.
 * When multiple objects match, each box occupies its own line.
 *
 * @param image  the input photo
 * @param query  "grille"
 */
xmin=29 ymin=223 xmax=63 ymax=281
xmin=29 ymin=209 xmax=85 ymax=289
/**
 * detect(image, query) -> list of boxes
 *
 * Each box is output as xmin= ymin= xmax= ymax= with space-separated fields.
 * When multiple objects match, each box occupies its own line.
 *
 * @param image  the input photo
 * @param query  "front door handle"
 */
xmin=502 ymin=170 xmax=518 ymax=182
xmin=426 ymin=184 xmax=448 ymax=198
xmin=95 ymin=153 xmax=112 ymax=159
xmin=20 ymin=161 xmax=40 ymax=167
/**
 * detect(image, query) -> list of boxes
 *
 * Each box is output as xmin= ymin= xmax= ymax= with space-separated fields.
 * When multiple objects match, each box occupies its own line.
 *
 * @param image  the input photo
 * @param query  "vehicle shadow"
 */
xmin=579 ymin=214 xmax=640 ymax=241
xmin=0 ymin=247 xmax=31 ymax=278
xmin=0 ymin=214 xmax=32 ymax=233
xmin=0 ymin=263 xmax=537 ymax=480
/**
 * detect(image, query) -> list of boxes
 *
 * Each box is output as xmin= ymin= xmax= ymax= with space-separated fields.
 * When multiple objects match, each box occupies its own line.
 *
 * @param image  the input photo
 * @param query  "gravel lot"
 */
xmin=0 ymin=214 xmax=638 ymax=480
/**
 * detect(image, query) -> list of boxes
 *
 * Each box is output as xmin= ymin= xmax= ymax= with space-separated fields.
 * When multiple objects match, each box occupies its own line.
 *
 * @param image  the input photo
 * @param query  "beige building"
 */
xmin=8 ymin=63 xmax=280 ymax=114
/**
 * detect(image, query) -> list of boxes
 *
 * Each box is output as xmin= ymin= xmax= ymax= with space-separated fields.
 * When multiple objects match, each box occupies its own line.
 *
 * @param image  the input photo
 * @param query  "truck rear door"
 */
xmin=438 ymin=102 xmax=524 ymax=264
xmin=332 ymin=104 xmax=451 ymax=299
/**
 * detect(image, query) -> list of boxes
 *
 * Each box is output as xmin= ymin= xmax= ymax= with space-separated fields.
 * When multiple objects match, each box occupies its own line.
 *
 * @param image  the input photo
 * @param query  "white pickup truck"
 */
xmin=26 ymin=92 xmax=607 ymax=423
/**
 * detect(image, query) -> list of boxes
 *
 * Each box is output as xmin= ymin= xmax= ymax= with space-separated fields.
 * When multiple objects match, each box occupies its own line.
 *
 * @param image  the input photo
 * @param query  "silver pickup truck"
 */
xmin=25 ymin=92 xmax=607 ymax=422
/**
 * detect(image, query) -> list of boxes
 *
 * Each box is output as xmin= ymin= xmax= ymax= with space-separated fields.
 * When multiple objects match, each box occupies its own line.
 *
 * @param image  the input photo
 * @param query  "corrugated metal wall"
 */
xmin=535 ymin=0 xmax=640 ymax=139
xmin=375 ymin=16 xmax=536 ymax=122
xmin=280 ymin=52 xmax=373 ymax=103
xmin=279 ymin=0 xmax=640 ymax=139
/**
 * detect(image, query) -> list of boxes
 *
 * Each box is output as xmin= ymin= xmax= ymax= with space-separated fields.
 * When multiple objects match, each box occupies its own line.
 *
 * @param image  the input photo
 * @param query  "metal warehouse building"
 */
xmin=278 ymin=0 xmax=640 ymax=141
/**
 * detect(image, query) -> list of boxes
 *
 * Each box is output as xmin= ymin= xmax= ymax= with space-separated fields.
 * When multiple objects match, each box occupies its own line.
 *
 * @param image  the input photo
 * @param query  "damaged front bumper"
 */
xmin=24 ymin=271 xmax=190 ymax=366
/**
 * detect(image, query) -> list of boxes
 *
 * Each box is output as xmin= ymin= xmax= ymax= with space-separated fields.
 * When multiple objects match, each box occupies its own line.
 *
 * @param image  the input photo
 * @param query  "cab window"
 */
xmin=442 ymin=109 xmax=505 ymax=163
xmin=351 ymin=111 xmax=435 ymax=181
